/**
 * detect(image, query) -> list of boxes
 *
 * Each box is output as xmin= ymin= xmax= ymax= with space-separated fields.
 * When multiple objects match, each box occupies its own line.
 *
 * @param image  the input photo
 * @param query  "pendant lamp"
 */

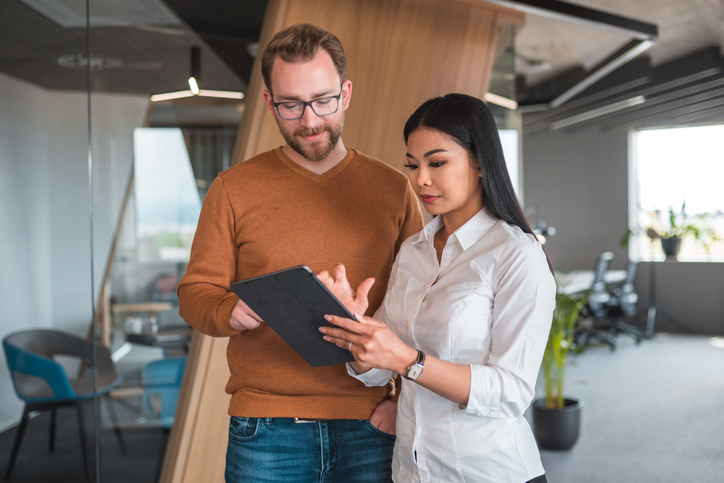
xmin=150 ymin=46 xmax=244 ymax=102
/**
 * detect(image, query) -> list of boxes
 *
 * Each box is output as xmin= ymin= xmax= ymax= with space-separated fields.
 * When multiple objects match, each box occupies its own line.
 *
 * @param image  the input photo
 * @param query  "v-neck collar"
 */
xmin=274 ymin=146 xmax=356 ymax=183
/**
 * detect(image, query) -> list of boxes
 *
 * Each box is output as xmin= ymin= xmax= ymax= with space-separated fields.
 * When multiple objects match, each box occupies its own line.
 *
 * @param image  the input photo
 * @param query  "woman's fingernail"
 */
xmin=354 ymin=313 xmax=362 ymax=320
xmin=324 ymin=314 xmax=331 ymax=321
xmin=323 ymin=336 xmax=330 ymax=341
xmin=319 ymin=327 xmax=326 ymax=333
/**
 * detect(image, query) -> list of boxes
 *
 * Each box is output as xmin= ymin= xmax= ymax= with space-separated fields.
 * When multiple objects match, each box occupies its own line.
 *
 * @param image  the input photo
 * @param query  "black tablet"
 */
xmin=230 ymin=265 xmax=357 ymax=367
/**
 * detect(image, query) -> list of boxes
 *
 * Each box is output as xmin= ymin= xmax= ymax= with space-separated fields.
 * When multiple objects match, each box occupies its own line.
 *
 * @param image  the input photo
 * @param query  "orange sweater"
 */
xmin=178 ymin=147 xmax=423 ymax=419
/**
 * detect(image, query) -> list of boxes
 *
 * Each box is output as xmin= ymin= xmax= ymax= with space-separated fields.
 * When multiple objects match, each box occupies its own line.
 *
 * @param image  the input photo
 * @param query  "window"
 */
xmin=133 ymin=128 xmax=202 ymax=263
xmin=629 ymin=125 xmax=724 ymax=261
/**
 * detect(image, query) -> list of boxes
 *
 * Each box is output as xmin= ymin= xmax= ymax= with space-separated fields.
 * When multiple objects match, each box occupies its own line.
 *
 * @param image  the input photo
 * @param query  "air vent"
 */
xmin=57 ymin=54 xmax=123 ymax=70
xmin=21 ymin=0 xmax=180 ymax=28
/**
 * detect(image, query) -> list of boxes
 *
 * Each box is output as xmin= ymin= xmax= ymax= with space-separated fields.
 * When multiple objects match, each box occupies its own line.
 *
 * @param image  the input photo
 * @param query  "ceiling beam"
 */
xmin=598 ymin=79 xmax=724 ymax=129
xmin=605 ymin=95 xmax=724 ymax=132
xmin=490 ymin=0 xmax=658 ymax=111
xmin=523 ymin=47 xmax=724 ymax=132
xmin=485 ymin=0 xmax=657 ymax=39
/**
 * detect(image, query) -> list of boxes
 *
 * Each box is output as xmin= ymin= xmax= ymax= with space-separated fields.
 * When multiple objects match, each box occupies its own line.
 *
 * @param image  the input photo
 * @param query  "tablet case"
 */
xmin=230 ymin=266 xmax=357 ymax=367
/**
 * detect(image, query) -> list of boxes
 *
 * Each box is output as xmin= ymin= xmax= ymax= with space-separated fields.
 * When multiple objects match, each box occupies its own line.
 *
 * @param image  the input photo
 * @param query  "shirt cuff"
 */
xmin=346 ymin=364 xmax=395 ymax=387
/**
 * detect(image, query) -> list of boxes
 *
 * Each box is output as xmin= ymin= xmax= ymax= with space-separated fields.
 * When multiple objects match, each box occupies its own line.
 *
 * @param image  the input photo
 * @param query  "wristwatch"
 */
xmin=403 ymin=350 xmax=426 ymax=381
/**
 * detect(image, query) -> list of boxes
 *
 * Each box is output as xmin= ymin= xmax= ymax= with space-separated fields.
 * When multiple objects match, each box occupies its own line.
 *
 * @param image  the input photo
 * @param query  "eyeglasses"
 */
xmin=271 ymin=86 xmax=343 ymax=120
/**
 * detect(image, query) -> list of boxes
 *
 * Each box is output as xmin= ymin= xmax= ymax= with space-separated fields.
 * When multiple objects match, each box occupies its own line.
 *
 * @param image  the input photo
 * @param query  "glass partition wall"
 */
xmin=0 ymin=1 xmax=246 ymax=481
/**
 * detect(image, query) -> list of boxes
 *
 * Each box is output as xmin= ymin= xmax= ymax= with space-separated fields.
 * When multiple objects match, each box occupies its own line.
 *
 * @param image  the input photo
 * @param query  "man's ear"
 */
xmin=263 ymin=90 xmax=276 ymax=116
xmin=341 ymin=79 xmax=353 ymax=111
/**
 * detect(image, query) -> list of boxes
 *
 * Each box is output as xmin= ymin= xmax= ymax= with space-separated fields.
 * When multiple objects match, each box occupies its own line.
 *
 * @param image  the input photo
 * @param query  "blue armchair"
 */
xmin=3 ymin=328 xmax=125 ymax=480
xmin=142 ymin=356 xmax=186 ymax=481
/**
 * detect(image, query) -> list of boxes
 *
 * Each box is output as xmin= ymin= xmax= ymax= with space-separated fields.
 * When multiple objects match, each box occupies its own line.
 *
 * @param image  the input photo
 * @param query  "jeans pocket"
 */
xmin=229 ymin=417 xmax=265 ymax=442
xmin=361 ymin=420 xmax=396 ymax=441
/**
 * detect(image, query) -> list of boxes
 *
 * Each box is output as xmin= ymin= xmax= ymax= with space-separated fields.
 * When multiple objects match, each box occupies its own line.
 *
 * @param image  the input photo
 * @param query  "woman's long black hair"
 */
xmin=403 ymin=93 xmax=554 ymax=274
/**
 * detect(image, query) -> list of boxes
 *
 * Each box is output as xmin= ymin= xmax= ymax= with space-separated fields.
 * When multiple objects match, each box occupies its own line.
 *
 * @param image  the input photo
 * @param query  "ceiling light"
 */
xmin=150 ymin=46 xmax=244 ymax=103
xmin=198 ymin=90 xmax=244 ymax=100
xmin=548 ymin=95 xmax=646 ymax=130
xmin=188 ymin=77 xmax=200 ymax=95
xmin=150 ymin=90 xmax=195 ymax=102
xmin=484 ymin=92 xmax=518 ymax=110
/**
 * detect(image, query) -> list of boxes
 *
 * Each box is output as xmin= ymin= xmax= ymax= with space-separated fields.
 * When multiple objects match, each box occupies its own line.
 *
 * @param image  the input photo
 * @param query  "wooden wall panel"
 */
xmin=165 ymin=1 xmax=523 ymax=482
xmin=234 ymin=0 xmax=523 ymax=170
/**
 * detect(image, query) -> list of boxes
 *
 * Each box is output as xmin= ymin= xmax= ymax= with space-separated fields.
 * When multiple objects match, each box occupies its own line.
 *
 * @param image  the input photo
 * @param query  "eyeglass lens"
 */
xmin=277 ymin=96 xmax=339 ymax=120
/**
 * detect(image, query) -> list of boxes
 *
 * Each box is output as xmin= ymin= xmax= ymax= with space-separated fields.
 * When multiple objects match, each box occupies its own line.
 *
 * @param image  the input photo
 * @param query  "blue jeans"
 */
xmin=225 ymin=417 xmax=395 ymax=483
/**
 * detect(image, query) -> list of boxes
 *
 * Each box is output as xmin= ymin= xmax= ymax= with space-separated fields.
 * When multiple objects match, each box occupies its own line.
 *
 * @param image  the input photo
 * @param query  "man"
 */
xmin=178 ymin=23 xmax=423 ymax=482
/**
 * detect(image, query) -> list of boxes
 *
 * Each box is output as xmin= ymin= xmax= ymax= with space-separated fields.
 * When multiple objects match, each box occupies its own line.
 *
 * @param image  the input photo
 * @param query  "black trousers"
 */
xmin=528 ymin=474 xmax=548 ymax=483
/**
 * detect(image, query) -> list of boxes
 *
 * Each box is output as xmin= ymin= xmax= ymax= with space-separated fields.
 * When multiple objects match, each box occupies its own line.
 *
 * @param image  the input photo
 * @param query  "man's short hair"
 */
xmin=261 ymin=23 xmax=347 ymax=91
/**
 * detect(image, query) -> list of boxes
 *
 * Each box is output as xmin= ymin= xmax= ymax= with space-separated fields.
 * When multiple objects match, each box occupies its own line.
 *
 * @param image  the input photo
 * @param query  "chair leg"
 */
xmin=613 ymin=320 xmax=645 ymax=344
xmin=74 ymin=402 xmax=92 ymax=481
xmin=4 ymin=405 xmax=32 ymax=480
xmin=103 ymin=395 xmax=126 ymax=454
xmin=49 ymin=407 xmax=56 ymax=453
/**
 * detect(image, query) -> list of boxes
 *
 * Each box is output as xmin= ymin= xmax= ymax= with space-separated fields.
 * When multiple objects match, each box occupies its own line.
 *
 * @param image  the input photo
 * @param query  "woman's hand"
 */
xmin=316 ymin=264 xmax=375 ymax=316
xmin=320 ymin=314 xmax=418 ymax=375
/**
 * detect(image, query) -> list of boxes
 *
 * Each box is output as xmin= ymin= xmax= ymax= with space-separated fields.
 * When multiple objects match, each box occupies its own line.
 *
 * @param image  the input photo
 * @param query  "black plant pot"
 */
xmin=660 ymin=236 xmax=681 ymax=257
xmin=532 ymin=398 xmax=582 ymax=450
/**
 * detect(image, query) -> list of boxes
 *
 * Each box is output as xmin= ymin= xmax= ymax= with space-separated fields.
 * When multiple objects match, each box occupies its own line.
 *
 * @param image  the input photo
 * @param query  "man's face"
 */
xmin=263 ymin=50 xmax=351 ymax=162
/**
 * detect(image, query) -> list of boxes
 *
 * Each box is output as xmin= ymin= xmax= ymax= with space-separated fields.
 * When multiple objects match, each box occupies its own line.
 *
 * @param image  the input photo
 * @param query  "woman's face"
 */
xmin=405 ymin=128 xmax=483 ymax=220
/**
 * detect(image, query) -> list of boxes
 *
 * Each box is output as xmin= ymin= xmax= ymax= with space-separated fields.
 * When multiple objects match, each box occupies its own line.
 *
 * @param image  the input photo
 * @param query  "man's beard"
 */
xmin=279 ymin=117 xmax=344 ymax=162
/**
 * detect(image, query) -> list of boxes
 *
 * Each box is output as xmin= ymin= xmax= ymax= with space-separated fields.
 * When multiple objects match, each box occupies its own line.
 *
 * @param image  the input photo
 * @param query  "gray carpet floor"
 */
xmin=532 ymin=333 xmax=724 ymax=483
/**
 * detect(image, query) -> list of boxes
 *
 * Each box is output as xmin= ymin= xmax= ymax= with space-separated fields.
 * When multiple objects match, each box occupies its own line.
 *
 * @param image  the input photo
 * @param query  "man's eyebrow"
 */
xmin=275 ymin=88 xmax=338 ymax=102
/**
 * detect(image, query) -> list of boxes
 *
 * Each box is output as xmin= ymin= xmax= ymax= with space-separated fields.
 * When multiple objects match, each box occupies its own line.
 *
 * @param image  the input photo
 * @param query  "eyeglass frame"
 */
xmin=270 ymin=84 xmax=344 ymax=120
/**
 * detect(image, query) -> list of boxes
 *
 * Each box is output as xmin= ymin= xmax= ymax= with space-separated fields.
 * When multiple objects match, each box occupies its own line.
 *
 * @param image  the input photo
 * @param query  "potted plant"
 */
xmin=621 ymin=202 xmax=720 ymax=258
xmin=532 ymin=290 xmax=588 ymax=450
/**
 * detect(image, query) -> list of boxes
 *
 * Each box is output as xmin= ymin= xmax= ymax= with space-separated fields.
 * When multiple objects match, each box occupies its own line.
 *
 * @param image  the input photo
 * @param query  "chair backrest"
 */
xmin=142 ymin=357 xmax=187 ymax=428
xmin=4 ymin=330 xmax=81 ymax=401
xmin=589 ymin=252 xmax=614 ymax=317
xmin=3 ymin=329 xmax=119 ymax=403
xmin=616 ymin=261 xmax=639 ymax=316
xmin=592 ymin=252 xmax=614 ymax=288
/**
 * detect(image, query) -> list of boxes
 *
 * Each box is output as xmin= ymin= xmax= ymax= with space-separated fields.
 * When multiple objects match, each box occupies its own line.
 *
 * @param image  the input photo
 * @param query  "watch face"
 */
xmin=407 ymin=364 xmax=423 ymax=380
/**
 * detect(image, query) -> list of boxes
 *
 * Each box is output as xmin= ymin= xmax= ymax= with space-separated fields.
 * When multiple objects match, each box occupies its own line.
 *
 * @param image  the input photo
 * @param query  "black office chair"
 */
xmin=576 ymin=252 xmax=618 ymax=349
xmin=577 ymin=256 xmax=646 ymax=351
xmin=603 ymin=260 xmax=645 ymax=344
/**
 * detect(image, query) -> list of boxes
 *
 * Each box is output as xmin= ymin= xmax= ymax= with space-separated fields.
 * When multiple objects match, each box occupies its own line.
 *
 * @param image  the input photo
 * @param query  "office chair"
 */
xmin=603 ymin=260 xmax=645 ymax=344
xmin=142 ymin=356 xmax=186 ymax=482
xmin=576 ymin=252 xmax=618 ymax=350
xmin=3 ymin=329 xmax=125 ymax=480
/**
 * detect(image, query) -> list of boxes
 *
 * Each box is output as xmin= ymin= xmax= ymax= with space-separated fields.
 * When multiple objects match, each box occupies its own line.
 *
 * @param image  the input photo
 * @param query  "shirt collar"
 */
xmin=412 ymin=208 xmax=499 ymax=251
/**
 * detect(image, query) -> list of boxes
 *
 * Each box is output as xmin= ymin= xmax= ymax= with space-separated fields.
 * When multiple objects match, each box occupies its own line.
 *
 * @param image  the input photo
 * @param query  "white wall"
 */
xmin=523 ymin=123 xmax=724 ymax=335
xmin=0 ymin=72 xmax=148 ymax=430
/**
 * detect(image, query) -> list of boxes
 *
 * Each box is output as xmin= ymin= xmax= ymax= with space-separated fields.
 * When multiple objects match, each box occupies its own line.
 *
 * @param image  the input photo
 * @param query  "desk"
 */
xmin=112 ymin=302 xmax=174 ymax=316
xmin=557 ymin=270 xmax=627 ymax=295
xmin=126 ymin=327 xmax=193 ymax=354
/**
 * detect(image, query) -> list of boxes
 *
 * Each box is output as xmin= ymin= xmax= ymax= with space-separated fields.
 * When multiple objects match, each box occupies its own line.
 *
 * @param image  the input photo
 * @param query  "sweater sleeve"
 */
xmin=177 ymin=175 xmax=242 ymax=337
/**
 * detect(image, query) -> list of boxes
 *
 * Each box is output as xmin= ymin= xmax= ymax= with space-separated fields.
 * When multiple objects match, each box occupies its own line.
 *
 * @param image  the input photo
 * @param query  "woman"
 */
xmin=319 ymin=93 xmax=555 ymax=483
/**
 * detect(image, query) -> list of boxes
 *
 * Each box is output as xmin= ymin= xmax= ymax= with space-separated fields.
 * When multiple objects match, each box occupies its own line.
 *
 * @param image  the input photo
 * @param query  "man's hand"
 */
xmin=316 ymin=263 xmax=374 ymax=316
xmin=370 ymin=399 xmax=397 ymax=435
xmin=229 ymin=298 xmax=263 ymax=331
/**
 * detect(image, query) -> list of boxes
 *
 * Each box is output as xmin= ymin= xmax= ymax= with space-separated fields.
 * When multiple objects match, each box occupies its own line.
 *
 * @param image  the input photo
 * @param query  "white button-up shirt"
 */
xmin=349 ymin=209 xmax=555 ymax=483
